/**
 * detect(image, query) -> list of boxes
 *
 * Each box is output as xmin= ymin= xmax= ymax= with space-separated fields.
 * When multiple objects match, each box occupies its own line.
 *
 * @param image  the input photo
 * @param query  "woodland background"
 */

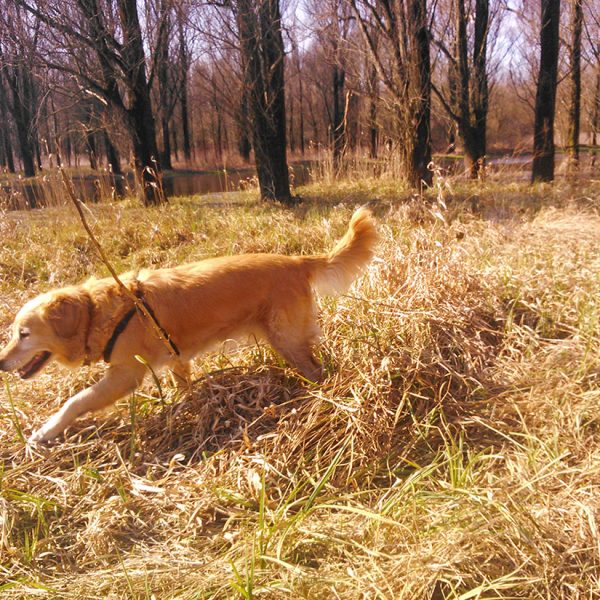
xmin=0 ymin=0 xmax=598 ymax=206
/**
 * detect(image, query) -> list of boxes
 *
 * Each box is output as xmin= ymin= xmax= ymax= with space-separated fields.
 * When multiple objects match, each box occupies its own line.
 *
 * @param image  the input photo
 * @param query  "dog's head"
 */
xmin=0 ymin=288 xmax=88 ymax=379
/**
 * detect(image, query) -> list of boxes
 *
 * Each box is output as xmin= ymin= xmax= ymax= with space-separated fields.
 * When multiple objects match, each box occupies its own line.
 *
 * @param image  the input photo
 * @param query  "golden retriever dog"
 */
xmin=0 ymin=208 xmax=377 ymax=443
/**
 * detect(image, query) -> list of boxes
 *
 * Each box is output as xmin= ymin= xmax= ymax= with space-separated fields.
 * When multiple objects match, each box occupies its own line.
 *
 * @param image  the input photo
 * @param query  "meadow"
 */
xmin=0 ymin=174 xmax=599 ymax=598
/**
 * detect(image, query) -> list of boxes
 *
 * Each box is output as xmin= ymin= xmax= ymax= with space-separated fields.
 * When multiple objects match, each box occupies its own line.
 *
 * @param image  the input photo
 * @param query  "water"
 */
xmin=1 ymin=163 xmax=312 ymax=210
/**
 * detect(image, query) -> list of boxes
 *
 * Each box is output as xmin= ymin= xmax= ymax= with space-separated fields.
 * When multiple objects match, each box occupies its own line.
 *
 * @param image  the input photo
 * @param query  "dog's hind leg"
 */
xmin=29 ymin=363 xmax=146 ymax=443
xmin=264 ymin=304 xmax=324 ymax=382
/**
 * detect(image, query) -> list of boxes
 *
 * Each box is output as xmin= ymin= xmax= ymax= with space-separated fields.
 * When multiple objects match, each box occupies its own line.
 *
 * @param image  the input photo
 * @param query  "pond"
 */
xmin=0 ymin=163 xmax=313 ymax=210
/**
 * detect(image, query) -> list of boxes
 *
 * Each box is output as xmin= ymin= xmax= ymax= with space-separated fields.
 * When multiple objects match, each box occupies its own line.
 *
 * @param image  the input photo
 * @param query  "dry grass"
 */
xmin=0 ymin=178 xmax=599 ymax=598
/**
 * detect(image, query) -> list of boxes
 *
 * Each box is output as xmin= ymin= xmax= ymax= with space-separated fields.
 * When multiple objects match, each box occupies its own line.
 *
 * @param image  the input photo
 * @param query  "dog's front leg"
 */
xmin=29 ymin=364 xmax=146 ymax=443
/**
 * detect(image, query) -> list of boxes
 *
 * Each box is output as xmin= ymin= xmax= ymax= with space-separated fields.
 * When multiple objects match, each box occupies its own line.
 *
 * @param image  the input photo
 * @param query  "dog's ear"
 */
xmin=46 ymin=294 xmax=84 ymax=339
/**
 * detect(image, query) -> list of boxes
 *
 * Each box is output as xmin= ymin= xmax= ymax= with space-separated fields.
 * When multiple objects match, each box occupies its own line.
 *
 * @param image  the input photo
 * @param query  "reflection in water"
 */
xmin=161 ymin=167 xmax=309 ymax=197
xmin=1 ymin=164 xmax=312 ymax=210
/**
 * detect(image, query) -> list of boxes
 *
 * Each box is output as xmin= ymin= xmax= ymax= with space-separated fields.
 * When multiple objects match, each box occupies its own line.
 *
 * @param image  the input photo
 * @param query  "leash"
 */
xmin=102 ymin=281 xmax=180 ymax=363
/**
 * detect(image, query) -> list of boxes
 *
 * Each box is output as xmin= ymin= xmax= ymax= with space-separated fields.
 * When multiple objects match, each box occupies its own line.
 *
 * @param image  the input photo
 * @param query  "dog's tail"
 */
xmin=306 ymin=207 xmax=379 ymax=296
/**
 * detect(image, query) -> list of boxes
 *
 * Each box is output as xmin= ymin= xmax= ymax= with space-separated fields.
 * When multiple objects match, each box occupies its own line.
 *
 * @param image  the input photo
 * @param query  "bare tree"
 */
xmin=0 ymin=5 xmax=40 ymax=177
xmin=308 ymin=0 xmax=353 ymax=170
xmin=0 ymin=80 xmax=16 ymax=172
xmin=235 ymin=0 xmax=295 ymax=204
xmin=566 ymin=0 xmax=582 ymax=168
xmin=156 ymin=0 xmax=174 ymax=170
xmin=531 ymin=0 xmax=561 ymax=182
xmin=290 ymin=30 xmax=306 ymax=155
xmin=350 ymin=0 xmax=433 ymax=189
xmin=364 ymin=27 xmax=379 ymax=159
xmin=432 ymin=0 xmax=490 ymax=178
xmin=15 ymin=0 xmax=165 ymax=204
xmin=177 ymin=14 xmax=193 ymax=163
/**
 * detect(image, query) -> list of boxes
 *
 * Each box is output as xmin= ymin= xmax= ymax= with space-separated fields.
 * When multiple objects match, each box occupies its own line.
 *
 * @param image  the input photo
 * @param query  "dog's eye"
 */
xmin=19 ymin=328 xmax=30 ymax=339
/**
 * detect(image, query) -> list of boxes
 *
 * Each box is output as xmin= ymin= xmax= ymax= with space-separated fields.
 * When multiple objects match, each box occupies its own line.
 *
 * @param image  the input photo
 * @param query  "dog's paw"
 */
xmin=28 ymin=424 xmax=60 ymax=445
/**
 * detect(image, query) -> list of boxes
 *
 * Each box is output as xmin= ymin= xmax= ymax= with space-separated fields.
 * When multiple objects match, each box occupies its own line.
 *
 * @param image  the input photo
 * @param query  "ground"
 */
xmin=0 ymin=178 xmax=599 ymax=598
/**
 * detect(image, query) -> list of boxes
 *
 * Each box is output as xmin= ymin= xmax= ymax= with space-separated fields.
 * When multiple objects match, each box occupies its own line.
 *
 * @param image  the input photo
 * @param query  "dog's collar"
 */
xmin=102 ymin=281 xmax=180 ymax=364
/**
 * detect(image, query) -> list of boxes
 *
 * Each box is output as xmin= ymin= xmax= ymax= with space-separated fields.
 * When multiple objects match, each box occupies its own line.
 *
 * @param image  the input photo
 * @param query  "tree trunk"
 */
xmin=86 ymin=130 xmax=98 ymax=170
xmin=567 ymin=0 xmax=582 ymax=168
xmin=289 ymin=96 xmax=295 ymax=154
xmin=212 ymin=89 xmax=223 ymax=161
xmin=295 ymin=47 xmax=305 ymax=156
xmin=1 ymin=133 xmax=15 ymax=173
xmin=455 ymin=0 xmax=488 ymax=178
xmin=471 ymin=0 xmax=489 ymax=176
xmin=178 ymin=20 xmax=192 ymax=163
xmin=332 ymin=62 xmax=346 ymax=170
xmin=237 ymin=89 xmax=252 ymax=162
xmin=65 ymin=131 xmax=73 ymax=167
xmin=49 ymin=94 xmax=63 ymax=166
xmin=172 ymin=123 xmax=179 ymax=162
xmin=0 ymin=83 xmax=15 ymax=173
xmin=126 ymin=98 xmax=162 ymax=203
xmin=3 ymin=63 xmax=37 ymax=177
xmin=157 ymin=0 xmax=173 ymax=170
xmin=591 ymin=67 xmax=600 ymax=166
xmin=14 ymin=106 xmax=36 ymax=177
xmin=236 ymin=0 xmax=294 ymax=205
xmin=406 ymin=0 xmax=432 ymax=189
xmin=532 ymin=0 xmax=561 ymax=183
xmin=367 ymin=59 xmax=378 ymax=159
xmin=103 ymin=129 xmax=122 ymax=176
xmin=447 ymin=30 xmax=459 ymax=155
xmin=118 ymin=0 xmax=162 ymax=204
xmin=159 ymin=109 xmax=173 ymax=170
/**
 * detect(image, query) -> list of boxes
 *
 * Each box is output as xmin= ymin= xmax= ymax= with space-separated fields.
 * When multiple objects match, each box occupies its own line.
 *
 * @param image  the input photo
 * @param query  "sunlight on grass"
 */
xmin=0 ymin=177 xmax=598 ymax=597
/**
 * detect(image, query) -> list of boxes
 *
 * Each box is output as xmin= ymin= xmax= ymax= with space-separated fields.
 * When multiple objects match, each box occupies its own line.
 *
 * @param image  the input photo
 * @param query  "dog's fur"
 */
xmin=0 ymin=208 xmax=378 ymax=443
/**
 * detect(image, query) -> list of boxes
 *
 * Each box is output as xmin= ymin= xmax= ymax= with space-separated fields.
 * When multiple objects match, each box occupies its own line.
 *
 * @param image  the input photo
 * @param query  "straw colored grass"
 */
xmin=0 ymin=179 xmax=599 ymax=598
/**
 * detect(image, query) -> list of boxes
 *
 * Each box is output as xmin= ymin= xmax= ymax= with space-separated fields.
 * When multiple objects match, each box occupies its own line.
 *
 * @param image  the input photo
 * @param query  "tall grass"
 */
xmin=0 ymin=176 xmax=598 ymax=598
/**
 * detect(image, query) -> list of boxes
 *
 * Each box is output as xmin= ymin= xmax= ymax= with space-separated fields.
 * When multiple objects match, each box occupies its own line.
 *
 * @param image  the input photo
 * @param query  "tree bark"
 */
xmin=103 ymin=129 xmax=122 ymax=176
xmin=332 ymin=62 xmax=346 ymax=169
xmin=157 ymin=0 xmax=173 ymax=170
xmin=86 ymin=130 xmax=98 ymax=170
xmin=407 ymin=0 xmax=432 ymax=189
xmin=236 ymin=0 xmax=294 ymax=205
xmin=178 ymin=19 xmax=192 ymax=163
xmin=453 ymin=0 xmax=488 ymax=177
xmin=237 ymin=88 xmax=252 ymax=162
xmin=567 ymin=0 xmax=582 ymax=168
xmin=289 ymin=96 xmax=295 ymax=153
xmin=532 ymin=0 xmax=561 ymax=183
xmin=471 ymin=0 xmax=489 ymax=175
xmin=0 ymin=82 xmax=15 ymax=173
xmin=117 ymin=0 xmax=162 ymax=203
xmin=367 ymin=57 xmax=378 ymax=159
xmin=294 ymin=44 xmax=305 ymax=156
xmin=592 ymin=67 xmax=600 ymax=166
xmin=1 ymin=57 xmax=37 ymax=177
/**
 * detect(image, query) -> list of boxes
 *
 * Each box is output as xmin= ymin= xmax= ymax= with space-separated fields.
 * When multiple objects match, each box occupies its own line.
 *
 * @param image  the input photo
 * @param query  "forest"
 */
xmin=0 ymin=0 xmax=598 ymax=206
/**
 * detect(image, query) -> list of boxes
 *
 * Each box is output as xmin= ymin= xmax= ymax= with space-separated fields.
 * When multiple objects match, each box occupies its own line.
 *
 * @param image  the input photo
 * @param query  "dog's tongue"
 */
xmin=18 ymin=351 xmax=51 ymax=379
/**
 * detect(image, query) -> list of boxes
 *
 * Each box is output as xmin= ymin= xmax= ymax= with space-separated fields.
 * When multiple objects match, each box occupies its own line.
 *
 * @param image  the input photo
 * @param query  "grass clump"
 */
xmin=0 ymin=179 xmax=599 ymax=598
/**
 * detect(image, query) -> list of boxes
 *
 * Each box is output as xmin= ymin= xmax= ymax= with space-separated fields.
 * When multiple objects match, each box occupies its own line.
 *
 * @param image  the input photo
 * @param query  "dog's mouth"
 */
xmin=17 ymin=351 xmax=52 ymax=379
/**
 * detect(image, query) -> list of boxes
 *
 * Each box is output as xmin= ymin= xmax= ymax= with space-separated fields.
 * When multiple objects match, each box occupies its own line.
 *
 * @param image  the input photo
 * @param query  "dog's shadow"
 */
xmin=87 ymin=366 xmax=306 ymax=466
